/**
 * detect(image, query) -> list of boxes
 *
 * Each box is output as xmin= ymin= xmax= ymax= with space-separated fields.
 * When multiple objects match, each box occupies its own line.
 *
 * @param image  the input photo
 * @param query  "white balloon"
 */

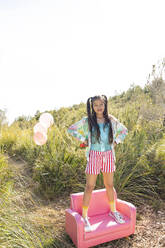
xmin=39 ymin=112 xmax=54 ymax=129
xmin=33 ymin=131 xmax=47 ymax=145
xmin=33 ymin=122 xmax=47 ymax=133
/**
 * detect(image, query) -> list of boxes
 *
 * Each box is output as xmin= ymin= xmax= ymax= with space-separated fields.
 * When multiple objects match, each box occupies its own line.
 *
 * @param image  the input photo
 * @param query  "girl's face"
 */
xmin=93 ymin=99 xmax=105 ymax=115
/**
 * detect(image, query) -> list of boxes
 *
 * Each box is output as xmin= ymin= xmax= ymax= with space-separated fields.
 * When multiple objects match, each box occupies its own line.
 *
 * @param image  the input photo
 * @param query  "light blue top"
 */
xmin=67 ymin=115 xmax=128 ymax=162
xmin=90 ymin=123 xmax=112 ymax=151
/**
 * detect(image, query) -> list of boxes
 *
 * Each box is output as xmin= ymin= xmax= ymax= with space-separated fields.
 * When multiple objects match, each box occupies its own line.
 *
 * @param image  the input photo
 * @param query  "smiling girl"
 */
xmin=67 ymin=95 xmax=128 ymax=232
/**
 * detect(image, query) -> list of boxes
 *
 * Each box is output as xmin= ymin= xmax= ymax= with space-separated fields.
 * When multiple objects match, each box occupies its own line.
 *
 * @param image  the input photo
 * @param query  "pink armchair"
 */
xmin=65 ymin=188 xmax=136 ymax=248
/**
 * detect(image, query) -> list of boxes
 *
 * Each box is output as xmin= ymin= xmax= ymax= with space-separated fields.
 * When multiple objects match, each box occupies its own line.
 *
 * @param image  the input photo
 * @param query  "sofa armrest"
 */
xmin=65 ymin=208 xmax=84 ymax=247
xmin=116 ymin=199 xmax=136 ymax=233
xmin=116 ymin=199 xmax=136 ymax=218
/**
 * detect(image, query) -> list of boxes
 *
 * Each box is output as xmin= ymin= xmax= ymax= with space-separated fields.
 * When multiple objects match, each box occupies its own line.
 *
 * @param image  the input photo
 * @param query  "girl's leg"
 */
xmin=103 ymin=172 xmax=125 ymax=223
xmin=82 ymin=173 xmax=98 ymax=218
xmin=102 ymin=172 xmax=116 ymax=211
xmin=102 ymin=172 xmax=114 ymax=200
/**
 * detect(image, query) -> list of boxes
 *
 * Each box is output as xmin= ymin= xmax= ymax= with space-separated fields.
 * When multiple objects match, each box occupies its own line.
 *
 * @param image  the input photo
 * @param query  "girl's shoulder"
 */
xmin=81 ymin=116 xmax=88 ymax=124
xmin=82 ymin=116 xmax=88 ymax=121
xmin=108 ymin=114 xmax=117 ymax=122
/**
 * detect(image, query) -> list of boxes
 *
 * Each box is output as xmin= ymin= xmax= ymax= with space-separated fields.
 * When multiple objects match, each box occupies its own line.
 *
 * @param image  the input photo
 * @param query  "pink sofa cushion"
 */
xmin=70 ymin=188 xmax=117 ymax=217
xmin=84 ymin=212 xmax=130 ymax=240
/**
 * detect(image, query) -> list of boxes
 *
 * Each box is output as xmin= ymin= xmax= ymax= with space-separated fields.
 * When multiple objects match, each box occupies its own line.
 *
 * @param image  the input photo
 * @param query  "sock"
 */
xmin=109 ymin=200 xmax=116 ymax=212
xmin=82 ymin=205 xmax=89 ymax=218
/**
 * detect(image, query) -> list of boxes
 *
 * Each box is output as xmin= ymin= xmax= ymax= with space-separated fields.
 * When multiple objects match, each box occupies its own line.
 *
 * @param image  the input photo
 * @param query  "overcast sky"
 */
xmin=0 ymin=0 xmax=165 ymax=125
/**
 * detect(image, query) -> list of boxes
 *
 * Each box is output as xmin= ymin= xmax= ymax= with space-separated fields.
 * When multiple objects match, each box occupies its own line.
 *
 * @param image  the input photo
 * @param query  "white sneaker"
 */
xmin=83 ymin=217 xmax=92 ymax=232
xmin=109 ymin=211 xmax=125 ymax=224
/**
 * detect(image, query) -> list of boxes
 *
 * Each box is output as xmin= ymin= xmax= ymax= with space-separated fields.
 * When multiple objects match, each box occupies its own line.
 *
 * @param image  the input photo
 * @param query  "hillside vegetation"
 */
xmin=0 ymin=80 xmax=165 ymax=206
xmin=0 ymin=66 xmax=165 ymax=247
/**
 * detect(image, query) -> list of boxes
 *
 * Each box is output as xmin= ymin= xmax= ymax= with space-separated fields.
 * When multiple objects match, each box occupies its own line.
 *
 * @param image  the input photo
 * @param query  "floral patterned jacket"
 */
xmin=67 ymin=114 xmax=128 ymax=162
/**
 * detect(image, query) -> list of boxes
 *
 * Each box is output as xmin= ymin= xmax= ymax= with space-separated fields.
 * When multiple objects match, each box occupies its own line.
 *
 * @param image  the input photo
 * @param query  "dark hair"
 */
xmin=87 ymin=95 xmax=113 ymax=144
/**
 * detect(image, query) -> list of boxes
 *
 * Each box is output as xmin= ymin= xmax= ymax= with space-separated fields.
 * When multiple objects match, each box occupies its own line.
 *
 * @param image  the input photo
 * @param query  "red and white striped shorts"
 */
xmin=85 ymin=150 xmax=116 ymax=175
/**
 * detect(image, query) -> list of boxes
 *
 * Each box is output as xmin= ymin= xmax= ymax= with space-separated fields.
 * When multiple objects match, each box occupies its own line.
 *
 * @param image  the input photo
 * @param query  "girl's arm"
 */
xmin=67 ymin=117 xmax=88 ymax=143
xmin=109 ymin=114 xmax=128 ymax=144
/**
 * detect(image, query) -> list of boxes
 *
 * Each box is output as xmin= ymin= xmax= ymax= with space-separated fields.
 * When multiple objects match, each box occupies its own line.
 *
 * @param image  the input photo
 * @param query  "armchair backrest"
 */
xmin=70 ymin=188 xmax=117 ymax=217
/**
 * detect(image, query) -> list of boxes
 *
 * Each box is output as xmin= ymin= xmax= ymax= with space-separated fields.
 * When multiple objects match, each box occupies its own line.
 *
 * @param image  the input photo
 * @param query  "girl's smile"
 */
xmin=93 ymin=99 xmax=105 ymax=117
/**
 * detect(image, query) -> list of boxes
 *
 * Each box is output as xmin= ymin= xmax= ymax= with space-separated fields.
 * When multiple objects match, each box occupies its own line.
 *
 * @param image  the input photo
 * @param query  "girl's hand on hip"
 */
xmin=80 ymin=139 xmax=88 ymax=148
xmin=114 ymin=141 xmax=117 ymax=148
xmin=84 ymin=139 xmax=88 ymax=146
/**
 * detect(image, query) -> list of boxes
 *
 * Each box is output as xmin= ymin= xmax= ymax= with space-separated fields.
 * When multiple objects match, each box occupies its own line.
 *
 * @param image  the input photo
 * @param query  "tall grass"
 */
xmin=0 ymin=84 xmax=164 ymax=205
xmin=0 ymin=152 xmax=12 ymax=196
xmin=0 ymin=83 xmax=164 ymax=246
xmin=0 ymin=152 xmax=70 ymax=248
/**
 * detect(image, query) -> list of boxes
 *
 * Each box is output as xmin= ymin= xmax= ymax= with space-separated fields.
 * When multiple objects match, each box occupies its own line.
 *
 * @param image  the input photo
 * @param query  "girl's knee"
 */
xmin=85 ymin=183 xmax=95 ymax=193
xmin=104 ymin=182 xmax=114 ymax=189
